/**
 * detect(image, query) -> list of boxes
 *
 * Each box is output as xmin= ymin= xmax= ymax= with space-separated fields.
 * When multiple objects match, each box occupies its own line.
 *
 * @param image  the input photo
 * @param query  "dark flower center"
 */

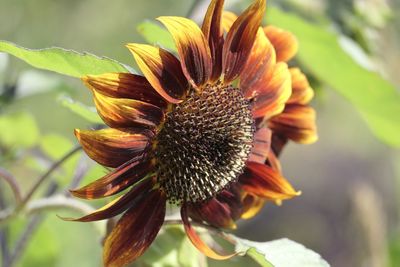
xmin=155 ymin=83 xmax=255 ymax=204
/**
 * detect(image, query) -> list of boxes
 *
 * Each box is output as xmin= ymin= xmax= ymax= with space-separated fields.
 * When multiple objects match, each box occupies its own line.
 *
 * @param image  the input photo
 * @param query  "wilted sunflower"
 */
xmin=66 ymin=0 xmax=317 ymax=266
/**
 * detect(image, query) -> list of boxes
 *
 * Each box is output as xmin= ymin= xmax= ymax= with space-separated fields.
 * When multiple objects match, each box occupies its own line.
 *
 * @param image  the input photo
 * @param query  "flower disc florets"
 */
xmin=155 ymin=84 xmax=255 ymax=204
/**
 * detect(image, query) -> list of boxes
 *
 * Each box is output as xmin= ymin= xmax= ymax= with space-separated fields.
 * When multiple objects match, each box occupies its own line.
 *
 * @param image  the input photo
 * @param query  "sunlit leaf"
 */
xmin=0 ymin=112 xmax=40 ymax=148
xmin=136 ymin=21 xmax=176 ymax=51
xmin=235 ymin=237 xmax=330 ymax=267
xmin=268 ymin=8 xmax=400 ymax=147
xmin=58 ymin=95 xmax=103 ymax=124
xmin=0 ymin=41 xmax=130 ymax=77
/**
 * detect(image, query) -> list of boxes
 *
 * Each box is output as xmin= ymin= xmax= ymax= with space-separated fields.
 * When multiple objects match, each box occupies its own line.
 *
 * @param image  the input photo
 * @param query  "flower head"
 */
xmin=67 ymin=0 xmax=317 ymax=266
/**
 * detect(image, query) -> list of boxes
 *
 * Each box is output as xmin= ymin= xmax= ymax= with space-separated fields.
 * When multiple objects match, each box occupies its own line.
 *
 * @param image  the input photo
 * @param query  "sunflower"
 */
xmin=66 ymin=0 xmax=316 ymax=266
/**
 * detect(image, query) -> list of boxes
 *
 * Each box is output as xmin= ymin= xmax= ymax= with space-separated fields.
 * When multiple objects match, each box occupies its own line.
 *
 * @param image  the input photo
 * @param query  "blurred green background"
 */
xmin=0 ymin=0 xmax=399 ymax=266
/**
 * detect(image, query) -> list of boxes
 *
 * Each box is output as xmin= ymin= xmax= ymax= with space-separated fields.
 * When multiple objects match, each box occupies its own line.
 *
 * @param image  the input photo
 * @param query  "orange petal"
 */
xmin=221 ymin=11 xmax=237 ymax=32
xmin=127 ymin=43 xmax=188 ymax=103
xmin=70 ymin=154 xmax=153 ymax=200
xmin=251 ymin=62 xmax=292 ymax=119
xmin=240 ymin=28 xmax=276 ymax=96
xmin=241 ymin=193 xmax=265 ymax=219
xmin=181 ymin=204 xmax=237 ymax=260
xmin=103 ymin=190 xmax=166 ymax=267
xmin=266 ymin=149 xmax=282 ymax=173
xmin=158 ymin=16 xmax=212 ymax=88
xmin=202 ymin=0 xmax=225 ymax=81
xmin=264 ymin=25 xmax=298 ymax=62
xmin=75 ymin=128 xmax=150 ymax=168
xmin=92 ymin=90 xmax=164 ymax=129
xmin=288 ymin=68 xmax=314 ymax=105
xmin=248 ymin=127 xmax=271 ymax=164
xmin=240 ymin=161 xmax=301 ymax=201
xmin=188 ymin=197 xmax=236 ymax=230
xmin=62 ymin=178 xmax=154 ymax=222
xmin=82 ymin=73 xmax=167 ymax=108
xmin=269 ymin=104 xmax=318 ymax=144
xmin=222 ymin=0 xmax=266 ymax=83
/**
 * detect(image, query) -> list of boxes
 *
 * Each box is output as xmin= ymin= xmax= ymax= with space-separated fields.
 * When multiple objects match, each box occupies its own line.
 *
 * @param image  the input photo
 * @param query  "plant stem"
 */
xmin=0 ymin=185 xmax=10 ymax=267
xmin=0 ymin=168 xmax=22 ymax=205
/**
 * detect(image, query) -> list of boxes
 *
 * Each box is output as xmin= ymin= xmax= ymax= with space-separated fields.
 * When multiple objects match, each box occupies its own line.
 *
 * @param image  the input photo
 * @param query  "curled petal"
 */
xmin=158 ymin=16 xmax=212 ymax=88
xmin=269 ymin=104 xmax=318 ymax=144
xmin=266 ymin=149 xmax=282 ymax=172
xmin=82 ymin=73 xmax=167 ymax=108
xmin=264 ymin=26 xmax=298 ymax=62
xmin=240 ymin=28 xmax=276 ymax=96
xmin=70 ymin=154 xmax=153 ymax=199
xmin=188 ymin=197 xmax=236 ymax=229
xmin=251 ymin=62 xmax=292 ymax=119
xmin=75 ymin=128 xmax=150 ymax=168
xmin=127 ymin=43 xmax=188 ymax=103
xmin=222 ymin=0 xmax=266 ymax=83
xmin=202 ymin=0 xmax=225 ymax=81
xmin=240 ymin=161 xmax=301 ymax=201
xmin=62 ymin=178 xmax=154 ymax=222
xmin=103 ymin=190 xmax=166 ymax=267
xmin=181 ymin=204 xmax=237 ymax=260
xmin=248 ymin=127 xmax=271 ymax=164
xmin=93 ymin=90 xmax=164 ymax=129
xmin=241 ymin=193 xmax=265 ymax=219
xmin=288 ymin=68 xmax=314 ymax=105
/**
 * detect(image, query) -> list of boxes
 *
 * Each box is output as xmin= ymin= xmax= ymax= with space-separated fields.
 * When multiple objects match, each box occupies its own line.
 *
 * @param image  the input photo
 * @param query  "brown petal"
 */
xmin=103 ymin=190 xmax=166 ymax=267
xmin=269 ymin=104 xmax=318 ymax=144
xmin=82 ymin=73 xmax=167 ymax=108
xmin=75 ymin=128 xmax=150 ymax=168
xmin=240 ymin=28 xmax=276 ymax=96
xmin=202 ymin=0 xmax=225 ymax=81
xmin=70 ymin=154 xmax=153 ymax=200
xmin=62 ymin=178 xmax=154 ymax=222
xmin=158 ymin=16 xmax=212 ymax=88
xmin=264 ymin=25 xmax=298 ymax=62
xmin=251 ymin=62 xmax=292 ymax=119
xmin=241 ymin=193 xmax=265 ymax=219
xmin=288 ymin=68 xmax=314 ymax=105
xmin=181 ymin=204 xmax=237 ymax=260
xmin=248 ymin=127 xmax=271 ymax=164
xmin=127 ymin=43 xmax=188 ymax=103
xmin=222 ymin=0 xmax=266 ymax=83
xmin=240 ymin=161 xmax=301 ymax=201
xmin=92 ymin=90 xmax=164 ymax=129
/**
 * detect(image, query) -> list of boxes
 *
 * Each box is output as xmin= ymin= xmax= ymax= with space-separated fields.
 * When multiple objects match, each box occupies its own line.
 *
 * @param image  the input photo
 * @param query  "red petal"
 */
xmin=287 ymin=68 xmax=314 ymax=105
xmin=222 ymin=0 xmax=266 ymax=83
xmin=181 ymin=204 xmax=237 ymax=260
xmin=248 ymin=127 xmax=271 ymax=164
xmin=103 ymin=190 xmax=166 ymax=267
xmin=264 ymin=26 xmax=298 ymax=62
xmin=70 ymin=154 xmax=153 ymax=200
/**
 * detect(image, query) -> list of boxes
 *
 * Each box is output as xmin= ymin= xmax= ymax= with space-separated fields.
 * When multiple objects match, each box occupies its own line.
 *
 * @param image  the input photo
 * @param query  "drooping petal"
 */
xmin=216 ymin=186 xmax=243 ymax=222
xmin=75 ymin=128 xmax=150 ymax=168
xmin=158 ymin=16 xmax=212 ymax=88
xmin=222 ymin=0 xmax=266 ymax=83
xmin=127 ymin=43 xmax=188 ymax=103
xmin=240 ymin=28 xmax=276 ymax=95
xmin=266 ymin=149 xmax=282 ymax=172
xmin=240 ymin=161 xmax=301 ymax=201
xmin=82 ymin=73 xmax=167 ymax=108
xmin=270 ymin=133 xmax=289 ymax=157
xmin=92 ymin=90 xmax=164 ymax=129
xmin=181 ymin=204 xmax=237 ymax=260
xmin=70 ymin=154 xmax=154 ymax=200
xmin=251 ymin=62 xmax=292 ymax=119
xmin=248 ymin=127 xmax=271 ymax=164
xmin=264 ymin=26 xmax=298 ymax=62
xmin=188 ymin=197 xmax=236 ymax=229
xmin=202 ymin=0 xmax=225 ymax=81
xmin=240 ymin=193 xmax=265 ymax=219
xmin=103 ymin=190 xmax=166 ymax=267
xmin=288 ymin=68 xmax=314 ymax=105
xmin=62 ymin=178 xmax=154 ymax=222
xmin=269 ymin=104 xmax=318 ymax=144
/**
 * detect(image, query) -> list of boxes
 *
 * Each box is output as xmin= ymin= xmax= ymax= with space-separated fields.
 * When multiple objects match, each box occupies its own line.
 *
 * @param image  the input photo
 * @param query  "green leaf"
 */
xmin=268 ymin=8 xmax=400 ymax=147
xmin=235 ymin=237 xmax=330 ymax=267
xmin=0 ymin=41 xmax=129 ymax=77
xmin=136 ymin=21 xmax=176 ymax=51
xmin=58 ymin=94 xmax=103 ymax=124
xmin=0 ymin=112 xmax=40 ymax=148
